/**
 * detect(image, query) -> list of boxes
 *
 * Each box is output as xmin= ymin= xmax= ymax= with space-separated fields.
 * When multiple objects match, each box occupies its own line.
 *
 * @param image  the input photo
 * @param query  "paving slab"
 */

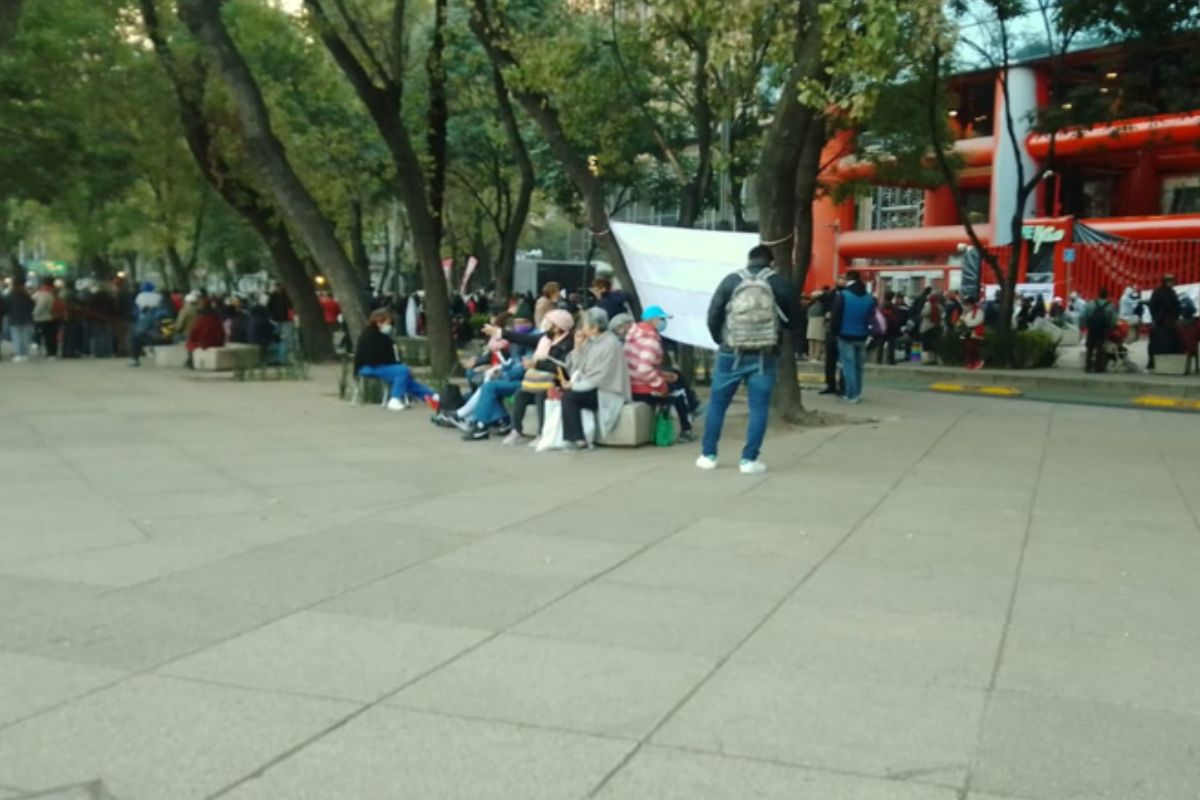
xmin=595 ymin=746 xmax=960 ymax=800
xmin=160 ymin=611 xmax=488 ymax=702
xmin=317 ymin=563 xmax=579 ymax=631
xmin=219 ymin=706 xmax=634 ymax=800
xmin=733 ymin=601 xmax=1003 ymax=690
xmin=0 ymin=652 xmax=127 ymax=728
xmin=392 ymin=633 xmax=714 ymax=739
xmin=514 ymin=581 xmax=778 ymax=658
xmin=654 ymin=661 xmax=986 ymax=788
xmin=996 ymin=624 xmax=1200 ymax=715
xmin=0 ymin=675 xmax=354 ymax=800
xmin=973 ymin=690 xmax=1200 ymax=800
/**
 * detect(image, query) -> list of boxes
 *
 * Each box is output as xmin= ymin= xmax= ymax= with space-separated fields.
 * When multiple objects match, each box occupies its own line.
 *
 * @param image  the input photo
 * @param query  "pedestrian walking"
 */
xmin=696 ymin=244 xmax=799 ymax=475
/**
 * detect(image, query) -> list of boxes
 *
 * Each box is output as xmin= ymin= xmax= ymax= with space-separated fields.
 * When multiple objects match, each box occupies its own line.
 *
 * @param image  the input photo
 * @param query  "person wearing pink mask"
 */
xmin=483 ymin=309 xmax=575 ymax=445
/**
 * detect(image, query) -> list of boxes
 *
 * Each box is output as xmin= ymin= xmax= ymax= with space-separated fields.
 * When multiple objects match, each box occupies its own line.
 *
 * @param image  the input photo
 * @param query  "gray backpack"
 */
xmin=724 ymin=268 xmax=785 ymax=350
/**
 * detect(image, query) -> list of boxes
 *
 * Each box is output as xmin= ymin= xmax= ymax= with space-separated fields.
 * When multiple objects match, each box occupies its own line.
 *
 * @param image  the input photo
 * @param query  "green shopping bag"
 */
xmin=654 ymin=407 xmax=676 ymax=447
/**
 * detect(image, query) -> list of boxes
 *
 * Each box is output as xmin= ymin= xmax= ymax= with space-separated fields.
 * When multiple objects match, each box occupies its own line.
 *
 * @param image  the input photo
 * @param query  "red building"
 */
xmin=808 ymin=45 xmax=1200 ymax=299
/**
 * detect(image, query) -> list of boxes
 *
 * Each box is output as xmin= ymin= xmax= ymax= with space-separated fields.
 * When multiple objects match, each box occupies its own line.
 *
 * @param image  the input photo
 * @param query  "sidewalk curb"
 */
xmin=799 ymin=363 xmax=1200 ymax=399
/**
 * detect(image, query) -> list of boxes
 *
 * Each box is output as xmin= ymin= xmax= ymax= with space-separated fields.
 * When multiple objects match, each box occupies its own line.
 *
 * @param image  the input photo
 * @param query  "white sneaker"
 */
xmin=386 ymin=398 xmax=407 ymax=411
xmin=739 ymin=460 xmax=767 ymax=475
xmin=695 ymin=455 xmax=718 ymax=471
xmin=502 ymin=430 xmax=524 ymax=446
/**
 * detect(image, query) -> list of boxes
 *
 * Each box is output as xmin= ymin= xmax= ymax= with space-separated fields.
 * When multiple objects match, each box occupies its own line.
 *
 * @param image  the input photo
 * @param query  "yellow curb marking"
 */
xmin=931 ymin=383 xmax=1023 ymax=398
xmin=1132 ymin=396 xmax=1200 ymax=411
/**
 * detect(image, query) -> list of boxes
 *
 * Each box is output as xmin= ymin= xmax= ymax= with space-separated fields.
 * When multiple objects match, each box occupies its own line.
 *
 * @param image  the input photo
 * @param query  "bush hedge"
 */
xmin=936 ymin=329 xmax=1058 ymax=370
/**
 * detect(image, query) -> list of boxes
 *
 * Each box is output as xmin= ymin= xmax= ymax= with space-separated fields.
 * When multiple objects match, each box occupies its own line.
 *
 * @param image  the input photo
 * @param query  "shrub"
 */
xmin=982 ymin=329 xmax=1058 ymax=369
xmin=931 ymin=328 xmax=1058 ymax=369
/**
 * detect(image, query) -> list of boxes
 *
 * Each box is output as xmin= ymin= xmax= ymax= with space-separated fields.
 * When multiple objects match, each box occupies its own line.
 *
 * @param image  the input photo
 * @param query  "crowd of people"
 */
xmin=801 ymin=273 xmax=1199 ymax=382
xmin=0 ymin=274 xmax=313 ymax=368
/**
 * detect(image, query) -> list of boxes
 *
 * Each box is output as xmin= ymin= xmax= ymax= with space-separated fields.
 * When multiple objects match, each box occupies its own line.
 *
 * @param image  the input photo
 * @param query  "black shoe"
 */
xmin=818 ymin=388 xmax=837 ymax=395
xmin=677 ymin=430 xmax=696 ymax=443
xmin=495 ymin=422 xmax=513 ymax=437
xmin=463 ymin=424 xmax=490 ymax=441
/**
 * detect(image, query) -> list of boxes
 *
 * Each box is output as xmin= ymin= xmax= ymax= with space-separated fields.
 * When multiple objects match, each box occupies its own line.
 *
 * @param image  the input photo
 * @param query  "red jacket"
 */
xmin=187 ymin=310 xmax=227 ymax=352
xmin=319 ymin=295 xmax=341 ymax=325
xmin=625 ymin=321 xmax=667 ymax=396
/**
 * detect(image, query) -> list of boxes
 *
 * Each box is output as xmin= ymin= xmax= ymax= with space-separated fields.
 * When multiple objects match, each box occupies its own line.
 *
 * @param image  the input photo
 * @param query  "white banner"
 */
xmin=612 ymin=222 xmax=760 ymax=351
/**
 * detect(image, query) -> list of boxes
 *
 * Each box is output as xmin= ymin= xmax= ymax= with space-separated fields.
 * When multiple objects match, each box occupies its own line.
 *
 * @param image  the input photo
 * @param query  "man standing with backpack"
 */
xmin=696 ymin=244 xmax=799 ymax=475
xmin=831 ymin=270 xmax=877 ymax=404
xmin=1084 ymin=287 xmax=1118 ymax=374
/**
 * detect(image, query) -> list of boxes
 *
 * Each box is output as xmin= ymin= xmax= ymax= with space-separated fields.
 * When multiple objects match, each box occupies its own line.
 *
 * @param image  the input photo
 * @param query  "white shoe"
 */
xmin=739 ymin=460 xmax=767 ymax=475
xmin=502 ymin=430 xmax=524 ymax=446
xmin=695 ymin=455 xmax=718 ymax=471
xmin=386 ymin=398 xmax=407 ymax=411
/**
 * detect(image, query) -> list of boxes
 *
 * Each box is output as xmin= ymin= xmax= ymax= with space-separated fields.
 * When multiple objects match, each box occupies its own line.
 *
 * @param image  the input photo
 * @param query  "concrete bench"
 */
xmin=1153 ymin=354 xmax=1189 ymax=376
xmin=193 ymin=344 xmax=260 ymax=372
xmin=597 ymin=402 xmax=654 ymax=447
xmin=152 ymin=344 xmax=189 ymax=368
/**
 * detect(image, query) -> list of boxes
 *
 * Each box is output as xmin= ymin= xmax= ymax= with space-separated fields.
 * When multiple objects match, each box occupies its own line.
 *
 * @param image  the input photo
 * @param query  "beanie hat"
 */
xmin=544 ymin=309 xmax=574 ymax=333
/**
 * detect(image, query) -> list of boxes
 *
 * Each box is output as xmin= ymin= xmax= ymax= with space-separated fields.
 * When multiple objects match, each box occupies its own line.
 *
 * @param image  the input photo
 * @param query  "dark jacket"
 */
xmin=596 ymin=290 xmax=630 ymax=321
xmin=706 ymin=260 xmax=801 ymax=354
xmin=502 ymin=329 xmax=575 ymax=373
xmin=354 ymin=326 xmax=398 ymax=373
xmin=1149 ymin=284 xmax=1181 ymax=325
xmin=266 ymin=290 xmax=292 ymax=323
xmin=248 ymin=306 xmax=276 ymax=349
xmin=832 ymin=282 xmax=875 ymax=341
xmin=5 ymin=289 xmax=34 ymax=326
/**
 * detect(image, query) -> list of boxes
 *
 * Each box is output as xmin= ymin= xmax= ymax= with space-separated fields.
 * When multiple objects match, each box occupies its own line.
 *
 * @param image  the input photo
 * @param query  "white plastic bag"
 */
xmin=536 ymin=398 xmax=566 ymax=452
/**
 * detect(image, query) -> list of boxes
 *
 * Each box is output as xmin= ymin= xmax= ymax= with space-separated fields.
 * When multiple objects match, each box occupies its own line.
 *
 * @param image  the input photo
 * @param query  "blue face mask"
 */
xmin=654 ymin=319 xmax=668 ymax=334
xmin=513 ymin=323 xmax=533 ymax=334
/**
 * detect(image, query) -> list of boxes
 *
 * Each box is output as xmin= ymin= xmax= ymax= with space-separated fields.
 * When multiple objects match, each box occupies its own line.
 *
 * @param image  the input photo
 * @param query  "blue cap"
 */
xmin=140 ymin=281 xmax=156 ymax=293
xmin=642 ymin=305 xmax=671 ymax=321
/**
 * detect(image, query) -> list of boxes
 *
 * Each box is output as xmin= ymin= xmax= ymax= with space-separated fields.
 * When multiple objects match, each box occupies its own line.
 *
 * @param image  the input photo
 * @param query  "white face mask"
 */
xmin=379 ymin=324 xmax=394 ymax=335
xmin=538 ymin=318 xmax=553 ymax=332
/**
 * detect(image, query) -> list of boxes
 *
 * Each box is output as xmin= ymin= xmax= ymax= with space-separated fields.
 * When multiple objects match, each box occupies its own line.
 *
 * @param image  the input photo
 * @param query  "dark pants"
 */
xmin=875 ymin=335 xmax=899 ymax=365
xmin=511 ymin=390 xmax=546 ymax=436
xmin=633 ymin=390 xmax=693 ymax=433
xmin=562 ymin=389 xmax=599 ymax=443
xmin=824 ymin=333 xmax=839 ymax=390
xmin=1086 ymin=331 xmax=1108 ymax=373
xmin=35 ymin=321 xmax=60 ymax=357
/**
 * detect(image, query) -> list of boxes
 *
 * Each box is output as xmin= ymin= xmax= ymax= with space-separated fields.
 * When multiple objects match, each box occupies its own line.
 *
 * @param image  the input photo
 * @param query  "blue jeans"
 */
xmin=358 ymin=364 xmax=435 ymax=402
xmin=838 ymin=338 xmax=866 ymax=401
xmin=470 ymin=380 xmax=520 ymax=425
xmin=9 ymin=324 xmax=33 ymax=358
xmin=701 ymin=352 xmax=778 ymax=462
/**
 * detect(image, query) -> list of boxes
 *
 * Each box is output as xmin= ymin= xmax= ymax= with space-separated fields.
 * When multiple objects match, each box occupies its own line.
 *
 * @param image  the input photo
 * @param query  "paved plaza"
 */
xmin=0 ymin=360 xmax=1198 ymax=800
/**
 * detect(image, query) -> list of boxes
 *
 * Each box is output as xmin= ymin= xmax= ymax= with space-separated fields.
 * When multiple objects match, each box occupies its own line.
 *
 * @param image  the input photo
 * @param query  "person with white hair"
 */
xmin=174 ymin=291 xmax=200 ymax=343
xmin=559 ymin=307 xmax=630 ymax=450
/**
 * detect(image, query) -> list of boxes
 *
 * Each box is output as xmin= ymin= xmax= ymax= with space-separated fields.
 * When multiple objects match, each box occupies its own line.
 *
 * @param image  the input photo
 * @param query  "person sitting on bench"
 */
xmin=185 ymin=297 xmax=227 ymax=368
xmin=354 ymin=308 xmax=439 ymax=411
xmin=625 ymin=305 xmax=696 ymax=442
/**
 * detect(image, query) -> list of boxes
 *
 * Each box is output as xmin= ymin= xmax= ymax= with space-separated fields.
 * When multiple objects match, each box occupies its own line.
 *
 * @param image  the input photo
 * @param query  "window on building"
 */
xmin=1164 ymin=175 xmax=1200 ymax=215
xmin=870 ymin=186 xmax=924 ymax=230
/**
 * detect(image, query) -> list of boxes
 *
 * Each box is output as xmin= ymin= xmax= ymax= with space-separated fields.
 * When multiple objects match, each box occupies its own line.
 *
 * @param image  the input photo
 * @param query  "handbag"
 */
xmin=521 ymin=368 xmax=555 ymax=393
xmin=654 ymin=407 xmax=676 ymax=447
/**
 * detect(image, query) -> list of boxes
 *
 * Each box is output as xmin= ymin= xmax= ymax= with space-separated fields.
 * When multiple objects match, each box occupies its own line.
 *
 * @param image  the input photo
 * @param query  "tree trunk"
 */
xmin=165 ymin=244 xmax=189 ymax=291
xmin=491 ymin=65 xmax=533 ymax=305
xmin=303 ymin=0 xmax=456 ymax=380
xmin=0 ymin=0 xmax=22 ymax=49
xmin=139 ymin=0 xmax=334 ymax=360
xmin=177 ymin=0 xmax=370 ymax=338
xmin=755 ymin=0 xmax=824 ymax=421
xmin=258 ymin=217 xmax=335 ymax=361
xmin=349 ymin=198 xmax=371 ymax=285
xmin=469 ymin=0 xmax=640 ymax=315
